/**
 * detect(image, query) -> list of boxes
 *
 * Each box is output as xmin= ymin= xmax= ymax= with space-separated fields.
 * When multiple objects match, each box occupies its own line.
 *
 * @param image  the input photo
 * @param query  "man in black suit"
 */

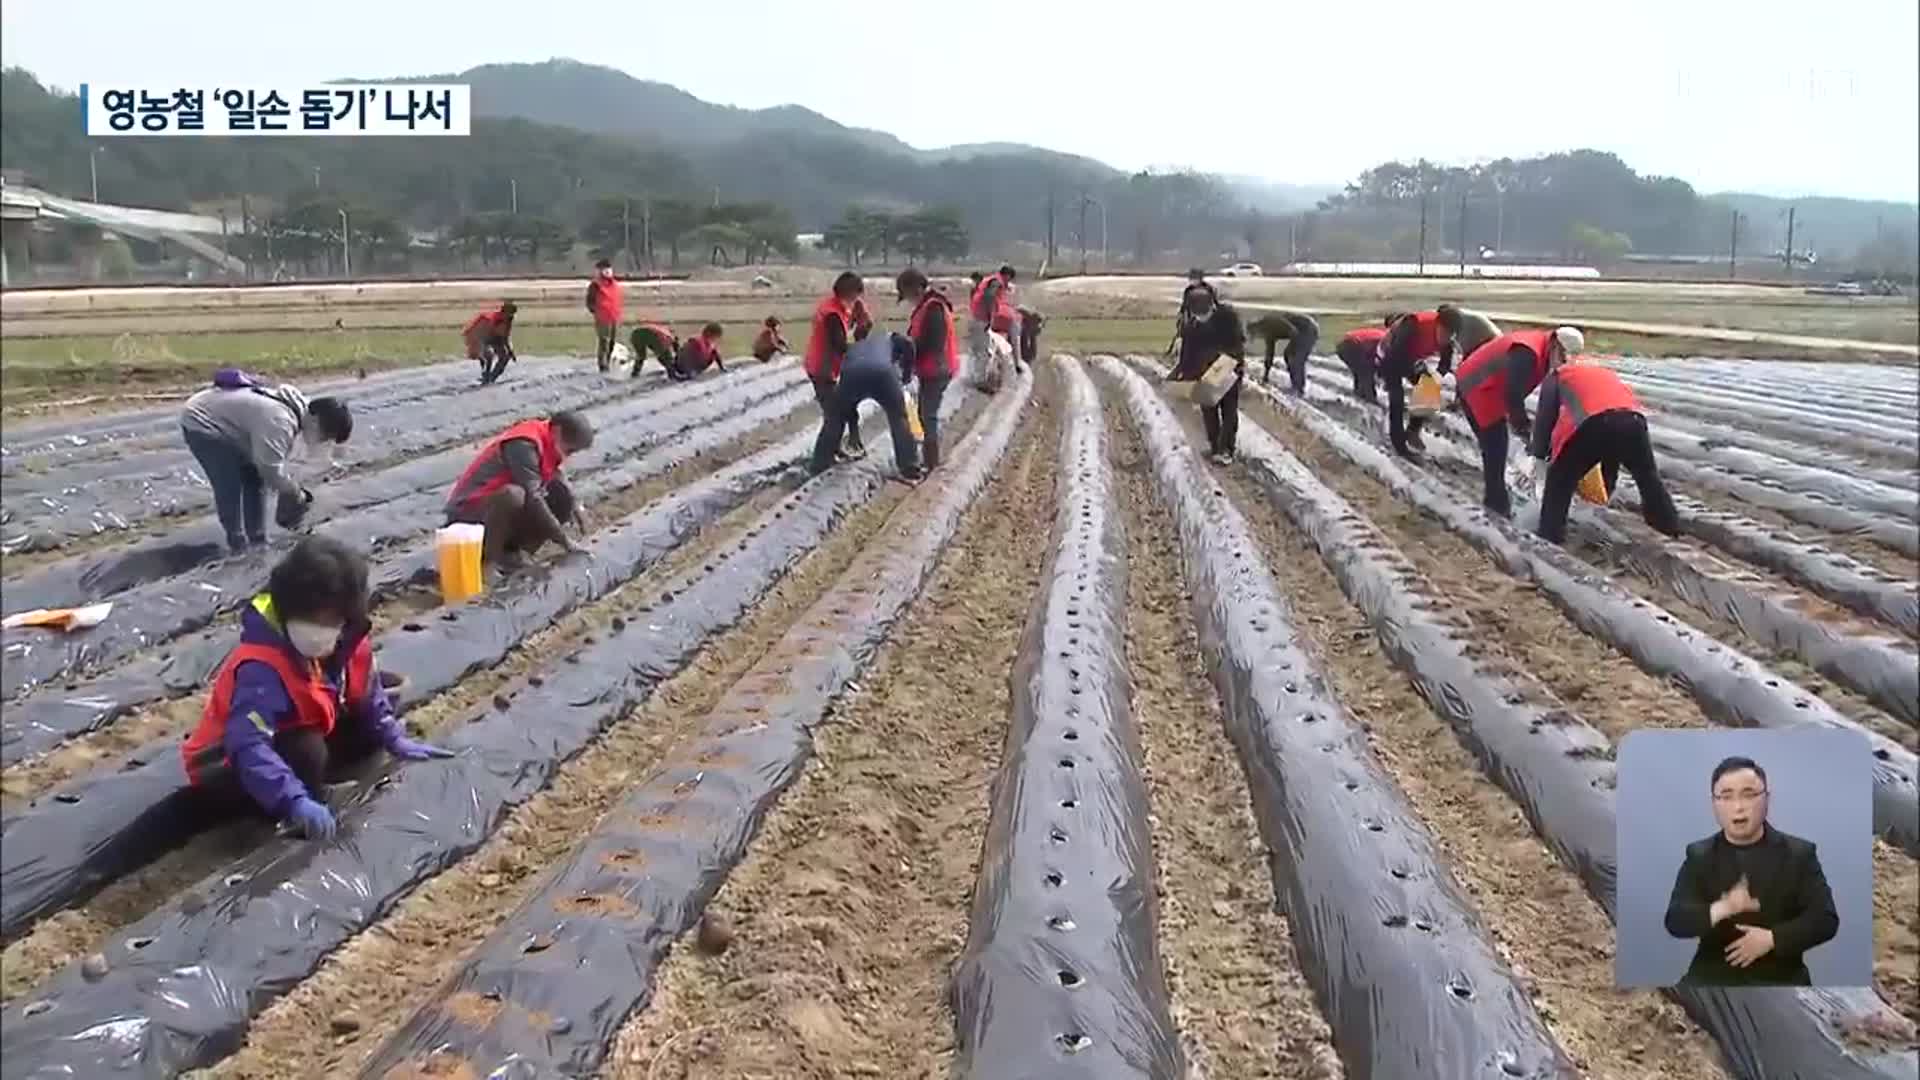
xmin=1663 ymin=756 xmax=1839 ymax=986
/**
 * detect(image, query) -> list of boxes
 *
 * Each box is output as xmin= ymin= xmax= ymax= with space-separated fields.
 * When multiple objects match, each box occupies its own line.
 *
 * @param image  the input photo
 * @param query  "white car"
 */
xmin=1217 ymin=262 xmax=1264 ymax=277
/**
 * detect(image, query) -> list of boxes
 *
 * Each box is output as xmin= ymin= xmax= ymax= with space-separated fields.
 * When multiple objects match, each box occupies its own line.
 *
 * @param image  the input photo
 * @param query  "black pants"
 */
xmin=1337 ymin=341 xmax=1377 ymax=403
xmin=1537 ymin=410 xmax=1682 ymax=545
xmin=917 ymin=376 xmax=950 ymax=470
xmin=479 ymin=339 xmax=513 ymax=384
xmin=1381 ymin=356 xmax=1426 ymax=456
xmin=193 ymin=720 xmax=384 ymax=822
xmin=1266 ymin=325 xmax=1319 ymax=393
xmin=811 ymin=363 xmax=918 ymax=475
xmin=629 ymin=329 xmax=675 ymax=378
xmin=1201 ymin=377 xmax=1243 ymax=456
xmin=812 ymin=376 xmax=865 ymax=453
xmin=448 ymin=481 xmax=575 ymax=563
xmin=1462 ymin=408 xmax=1513 ymax=518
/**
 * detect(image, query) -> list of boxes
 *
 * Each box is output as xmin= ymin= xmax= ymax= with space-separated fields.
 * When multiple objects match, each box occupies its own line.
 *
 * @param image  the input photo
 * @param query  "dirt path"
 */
xmin=1245 ymin=391 xmax=1920 ymax=1030
xmin=603 ymin=373 xmax=1059 ymax=1078
xmin=1104 ymin=394 xmax=1342 ymax=1079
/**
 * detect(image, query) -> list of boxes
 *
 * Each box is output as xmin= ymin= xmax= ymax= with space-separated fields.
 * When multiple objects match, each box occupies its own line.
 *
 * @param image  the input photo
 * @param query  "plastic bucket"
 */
xmin=1409 ymin=372 xmax=1444 ymax=416
xmin=1577 ymin=465 xmax=1610 ymax=505
xmin=436 ymin=523 xmax=486 ymax=604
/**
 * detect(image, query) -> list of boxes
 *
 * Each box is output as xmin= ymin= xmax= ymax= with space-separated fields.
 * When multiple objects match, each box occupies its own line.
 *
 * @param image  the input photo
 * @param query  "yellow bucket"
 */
xmin=1409 ymin=372 xmax=1444 ymax=416
xmin=1577 ymin=465 xmax=1610 ymax=505
xmin=906 ymin=394 xmax=925 ymax=440
xmin=436 ymin=523 xmax=486 ymax=604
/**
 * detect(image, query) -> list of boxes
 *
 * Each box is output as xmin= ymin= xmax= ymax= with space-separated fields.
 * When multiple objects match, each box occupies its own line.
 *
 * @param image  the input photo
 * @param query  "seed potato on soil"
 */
xmin=1245 ymin=391 xmax=1920 ymax=1030
xmin=604 ymin=369 xmax=1059 ymax=1079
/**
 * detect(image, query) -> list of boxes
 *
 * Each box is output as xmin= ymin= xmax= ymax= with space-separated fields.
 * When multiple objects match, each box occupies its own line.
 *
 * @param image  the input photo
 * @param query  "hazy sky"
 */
xmin=5 ymin=0 xmax=1916 ymax=203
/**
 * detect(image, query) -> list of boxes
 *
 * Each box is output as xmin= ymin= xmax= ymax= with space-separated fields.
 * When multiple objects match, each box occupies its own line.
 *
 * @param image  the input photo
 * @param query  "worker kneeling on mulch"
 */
xmin=443 ymin=410 xmax=595 ymax=574
xmin=181 ymin=536 xmax=453 ymax=843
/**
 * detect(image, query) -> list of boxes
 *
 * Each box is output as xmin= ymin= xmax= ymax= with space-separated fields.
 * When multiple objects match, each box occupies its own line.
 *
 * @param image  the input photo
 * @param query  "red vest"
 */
xmin=805 ymin=295 xmax=856 ymax=380
xmin=1549 ymin=364 xmax=1641 ymax=461
xmin=1395 ymin=310 xmax=1448 ymax=362
xmin=1457 ymin=329 xmax=1554 ymax=428
xmin=1341 ymin=326 xmax=1388 ymax=364
xmin=683 ymin=336 xmax=721 ymax=373
xmin=591 ymin=276 xmax=623 ymax=323
xmin=908 ymin=293 xmax=961 ymax=379
xmin=182 ymin=628 xmax=374 ymax=783
xmin=971 ymin=273 xmax=1015 ymax=331
xmin=449 ymin=418 xmax=564 ymax=511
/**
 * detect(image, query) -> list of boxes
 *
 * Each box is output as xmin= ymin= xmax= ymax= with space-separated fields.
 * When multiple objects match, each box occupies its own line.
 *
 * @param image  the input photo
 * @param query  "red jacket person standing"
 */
xmin=587 ymin=259 xmax=624 ymax=372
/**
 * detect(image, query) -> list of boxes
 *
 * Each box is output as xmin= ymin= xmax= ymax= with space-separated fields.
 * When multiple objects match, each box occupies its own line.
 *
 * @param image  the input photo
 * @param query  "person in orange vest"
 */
xmin=806 ymin=271 xmax=870 ymax=459
xmin=898 ymin=268 xmax=961 ymax=470
xmin=751 ymin=316 xmax=790 ymax=362
xmin=1527 ymin=357 xmax=1683 ymax=545
xmin=586 ymin=259 xmax=624 ymax=372
xmin=182 ymin=536 xmax=452 ymax=842
xmin=628 ymin=322 xmax=680 ymax=378
xmin=968 ymin=264 xmax=1021 ymax=383
xmin=463 ymin=301 xmax=518 ymax=385
xmin=672 ymin=323 xmax=728 ymax=379
xmin=444 ymin=410 xmax=595 ymax=572
xmin=1376 ymin=305 xmax=1464 ymax=458
xmin=1335 ymin=315 xmax=1400 ymax=403
xmin=1456 ymin=325 xmax=1585 ymax=518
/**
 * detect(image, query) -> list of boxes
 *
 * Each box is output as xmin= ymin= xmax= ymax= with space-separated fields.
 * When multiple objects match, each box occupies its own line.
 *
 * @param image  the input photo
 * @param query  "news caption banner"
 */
xmin=81 ymin=84 xmax=471 ymax=136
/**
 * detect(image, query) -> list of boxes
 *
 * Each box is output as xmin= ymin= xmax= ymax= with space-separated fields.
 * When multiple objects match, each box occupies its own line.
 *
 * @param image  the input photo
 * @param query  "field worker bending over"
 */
xmin=1451 ymin=306 xmax=1504 ymax=359
xmin=1528 ymin=355 xmax=1683 ymax=545
xmin=182 ymin=536 xmax=452 ymax=842
xmin=898 ymin=269 xmax=961 ymax=471
xmin=669 ymin=323 xmax=728 ymax=379
xmin=969 ymin=264 xmax=1021 ymax=384
xmin=463 ymin=300 xmax=518 ymax=385
xmin=1245 ymin=309 xmax=1321 ymax=393
xmin=752 ymin=316 xmax=791 ymax=362
xmin=1166 ymin=285 xmax=1248 ymax=464
xmin=628 ymin=322 xmax=680 ymax=378
xmin=444 ymin=410 xmax=595 ymax=573
xmin=1017 ymin=306 xmax=1047 ymax=366
xmin=1336 ymin=315 xmax=1400 ymax=403
xmin=809 ymin=331 xmax=923 ymax=481
xmin=1456 ymin=325 xmax=1585 ymax=518
xmin=181 ymin=372 xmax=353 ymax=554
xmin=807 ymin=272 xmax=871 ymax=460
xmin=587 ymin=258 xmax=624 ymax=372
xmin=1376 ymin=305 xmax=1464 ymax=458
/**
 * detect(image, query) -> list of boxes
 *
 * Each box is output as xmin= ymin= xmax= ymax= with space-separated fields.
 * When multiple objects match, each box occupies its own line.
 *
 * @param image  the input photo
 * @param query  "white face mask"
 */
xmin=286 ymin=619 xmax=343 ymax=659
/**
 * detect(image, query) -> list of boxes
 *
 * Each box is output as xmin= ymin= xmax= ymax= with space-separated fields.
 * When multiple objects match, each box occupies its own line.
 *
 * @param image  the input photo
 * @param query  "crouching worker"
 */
xmin=629 ymin=322 xmax=679 ymax=379
xmin=809 ymin=331 xmax=922 ymax=482
xmin=672 ymin=323 xmax=728 ymax=379
xmin=1017 ymin=306 xmax=1047 ymax=366
xmin=444 ymin=410 xmax=595 ymax=573
xmin=183 ymin=536 xmax=452 ymax=842
xmin=463 ymin=301 xmax=518 ymax=385
xmin=752 ymin=316 xmax=791 ymax=362
xmin=1378 ymin=306 xmax=1463 ymax=458
xmin=1528 ymin=357 xmax=1683 ymax=545
xmin=1245 ymin=309 xmax=1320 ymax=393
xmin=1456 ymin=325 xmax=1584 ymax=518
xmin=181 ymin=375 xmax=353 ymax=554
xmin=899 ymin=269 xmax=960 ymax=471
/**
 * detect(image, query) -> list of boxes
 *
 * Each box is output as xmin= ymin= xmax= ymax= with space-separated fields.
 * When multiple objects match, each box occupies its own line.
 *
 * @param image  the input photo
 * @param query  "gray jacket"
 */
xmin=1455 ymin=309 xmax=1503 ymax=359
xmin=181 ymin=384 xmax=311 ymax=497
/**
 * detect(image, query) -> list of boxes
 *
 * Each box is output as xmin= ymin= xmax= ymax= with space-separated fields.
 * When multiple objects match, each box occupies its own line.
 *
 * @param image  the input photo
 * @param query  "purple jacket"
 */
xmin=224 ymin=599 xmax=401 ymax=817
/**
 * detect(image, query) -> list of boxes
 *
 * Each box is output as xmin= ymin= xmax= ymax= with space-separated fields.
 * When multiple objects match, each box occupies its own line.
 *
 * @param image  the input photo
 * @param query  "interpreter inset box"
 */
xmin=1614 ymin=728 xmax=1874 ymax=989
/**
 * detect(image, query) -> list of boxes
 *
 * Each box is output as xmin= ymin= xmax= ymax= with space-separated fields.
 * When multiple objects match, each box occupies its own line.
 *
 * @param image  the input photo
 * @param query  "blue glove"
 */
xmin=387 ymin=735 xmax=454 ymax=761
xmin=286 ymin=796 xmax=336 ymax=842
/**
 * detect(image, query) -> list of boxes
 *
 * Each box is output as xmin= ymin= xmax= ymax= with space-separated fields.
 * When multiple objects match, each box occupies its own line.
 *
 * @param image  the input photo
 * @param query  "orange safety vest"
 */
xmin=908 ymin=292 xmax=961 ymax=379
xmin=805 ymin=295 xmax=856 ymax=380
xmin=970 ymin=272 xmax=1015 ymax=332
xmin=447 ymin=418 xmax=564 ymax=512
xmin=1548 ymin=364 xmax=1641 ymax=461
xmin=182 ymin=614 xmax=374 ymax=783
xmin=1457 ymin=328 xmax=1554 ymax=428
xmin=1389 ymin=310 xmax=1447 ymax=362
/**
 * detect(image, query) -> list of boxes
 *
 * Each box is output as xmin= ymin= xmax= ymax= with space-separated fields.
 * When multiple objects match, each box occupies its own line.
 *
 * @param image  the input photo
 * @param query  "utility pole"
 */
xmin=1783 ymin=206 xmax=1797 ymax=279
xmin=1417 ymin=190 xmax=1429 ymax=275
xmin=641 ymin=199 xmax=653 ymax=275
xmin=89 ymin=147 xmax=100 ymax=202
xmin=1458 ymin=192 xmax=1468 ymax=276
xmin=622 ymin=198 xmax=633 ymax=268
xmin=1045 ymin=186 xmax=1057 ymax=266
xmin=313 ymin=166 xmax=322 ymax=190
xmin=1077 ymin=190 xmax=1091 ymax=275
xmin=338 ymin=208 xmax=350 ymax=277
xmin=219 ymin=209 xmax=231 ymax=279
xmin=510 ymin=179 xmax=518 ymax=215
xmin=240 ymin=193 xmax=252 ymax=281
xmin=1728 ymin=208 xmax=1740 ymax=280
xmin=1288 ymin=217 xmax=1297 ymax=264
xmin=1494 ymin=186 xmax=1504 ymax=254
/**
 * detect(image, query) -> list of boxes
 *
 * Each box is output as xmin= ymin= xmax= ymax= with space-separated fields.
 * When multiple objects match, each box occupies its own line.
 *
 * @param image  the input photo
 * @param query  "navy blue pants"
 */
xmin=183 ymin=427 xmax=267 ymax=551
xmin=810 ymin=362 xmax=919 ymax=476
